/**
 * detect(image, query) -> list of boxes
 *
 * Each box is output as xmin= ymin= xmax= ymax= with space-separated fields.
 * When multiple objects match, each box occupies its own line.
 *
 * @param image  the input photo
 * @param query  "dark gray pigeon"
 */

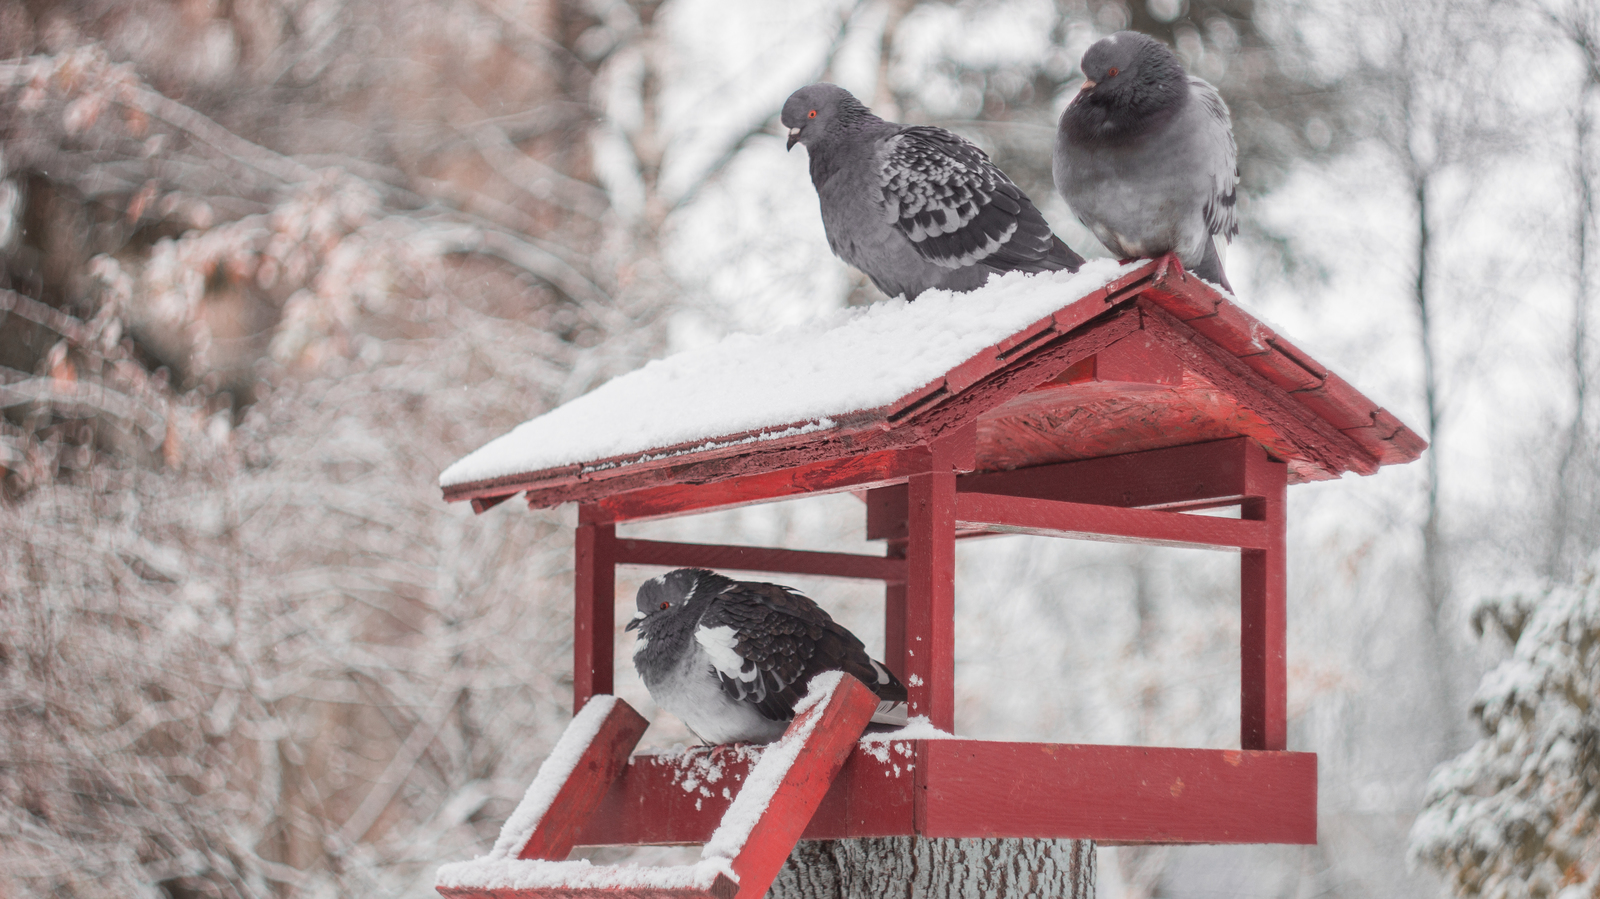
xmin=781 ymin=83 xmax=1083 ymax=301
xmin=627 ymin=568 xmax=906 ymax=744
xmin=1054 ymin=32 xmax=1239 ymax=292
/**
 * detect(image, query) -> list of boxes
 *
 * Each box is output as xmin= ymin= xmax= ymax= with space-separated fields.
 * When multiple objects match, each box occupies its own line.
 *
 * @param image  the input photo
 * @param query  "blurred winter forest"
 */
xmin=2 ymin=0 xmax=1598 ymax=896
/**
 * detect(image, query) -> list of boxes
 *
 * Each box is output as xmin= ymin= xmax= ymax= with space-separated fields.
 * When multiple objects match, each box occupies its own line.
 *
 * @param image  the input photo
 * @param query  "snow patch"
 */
xmin=440 ymin=261 xmax=1135 ymax=487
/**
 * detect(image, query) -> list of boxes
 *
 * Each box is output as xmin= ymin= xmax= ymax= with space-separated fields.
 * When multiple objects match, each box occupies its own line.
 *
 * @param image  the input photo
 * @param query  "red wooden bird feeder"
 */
xmin=434 ymin=257 xmax=1425 ymax=899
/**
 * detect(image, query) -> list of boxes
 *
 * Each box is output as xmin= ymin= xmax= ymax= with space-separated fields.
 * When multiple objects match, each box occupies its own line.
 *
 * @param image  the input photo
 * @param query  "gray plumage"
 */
xmin=781 ymin=83 xmax=1083 ymax=301
xmin=628 ymin=568 xmax=906 ymax=745
xmin=1053 ymin=31 xmax=1239 ymax=292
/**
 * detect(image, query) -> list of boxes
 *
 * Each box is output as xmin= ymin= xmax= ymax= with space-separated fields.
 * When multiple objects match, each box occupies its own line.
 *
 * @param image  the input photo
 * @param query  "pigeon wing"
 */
xmin=696 ymin=582 xmax=905 ymax=722
xmin=877 ymin=126 xmax=1071 ymax=273
xmin=1190 ymin=77 xmax=1239 ymax=242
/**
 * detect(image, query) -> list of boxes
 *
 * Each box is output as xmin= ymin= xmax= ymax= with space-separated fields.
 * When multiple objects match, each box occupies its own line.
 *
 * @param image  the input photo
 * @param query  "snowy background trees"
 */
xmin=0 ymin=0 xmax=1594 ymax=896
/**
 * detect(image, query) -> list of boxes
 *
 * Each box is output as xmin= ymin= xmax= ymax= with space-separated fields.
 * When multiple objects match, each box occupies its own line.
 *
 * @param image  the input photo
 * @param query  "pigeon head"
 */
xmin=1066 ymin=32 xmax=1188 ymax=142
xmin=626 ymin=568 xmax=731 ymax=632
xmin=781 ymin=83 xmax=873 ymax=151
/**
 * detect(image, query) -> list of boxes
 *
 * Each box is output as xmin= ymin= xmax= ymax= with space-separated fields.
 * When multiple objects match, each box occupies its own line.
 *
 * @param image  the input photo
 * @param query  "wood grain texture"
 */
xmin=437 ymin=880 xmax=737 ymax=899
xmin=954 ymin=492 xmax=1269 ymax=551
xmin=722 ymin=675 xmax=883 ymax=899
xmin=918 ymin=742 xmax=1317 ymax=845
xmin=517 ymin=701 xmax=651 ymax=861
xmin=575 ymin=741 xmax=1312 ymax=846
xmin=958 ymin=438 xmax=1251 ymax=512
xmin=1240 ymin=444 xmax=1289 ymax=751
xmin=612 ymin=539 xmax=906 ymax=582
xmin=573 ymin=518 xmax=616 ymax=712
xmin=769 ymin=837 xmax=1094 ymax=899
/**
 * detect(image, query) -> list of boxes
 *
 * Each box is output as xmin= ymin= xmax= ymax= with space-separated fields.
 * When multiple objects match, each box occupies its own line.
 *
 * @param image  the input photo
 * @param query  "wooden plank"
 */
xmin=587 ymin=447 xmax=932 ymax=524
xmin=1240 ymin=444 xmax=1288 ymax=751
xmin=518 ymin=700 xmax=652 ymax=861
xmin=612 ymin=539 xmax=906 ymax=582
xmin=1136 ymin=300 xmax=1380 ymax=477
xmin=957 ymin=439 xmax=1251 ymax=512
xmin=918 ymin=741 xmax=1317 ymax=845
xmin=576 ymin=740 xmax=1313 ymax=846
xmin=954 ymin=492 xmax=1269 ymax=551
xmin=439 ymin=882 xmax=735 ymax=899
xmin=576 ymin=741 xmax=917 ymax=846
xmin=716 ymin=675 xmax=883 ymax=899
xmin=905 ymin=467 xmax=957 ymax=731
xmin=573 ymin=515 xmax=616 ymax=712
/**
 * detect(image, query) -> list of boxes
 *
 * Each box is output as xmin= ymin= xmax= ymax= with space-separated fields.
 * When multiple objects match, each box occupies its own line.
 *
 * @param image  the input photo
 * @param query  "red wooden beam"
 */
xmin=953 ymin=492 xmax=1269 ymax=551
xmin=1240 ymin=444 xmax=1289 ymax=751
xmin=575 ymin=740 xmax=1314 ymax=846
xmin=903 ymin=436 xmax=961 ymax=732
xmin=517 ymin=699 xmax=652 ymax=861
xmin=585 ymin=447 xmax=933 ymax=524
xmin=956 ymin=438 xmax=1251 ymax=511
xmin=612 ymin=539 xmax=906 ymax=582
xmin=917 ymin=741 xmax=1317 ymax=845
xmin=573 ymin=510 xmax=616 ymax=713
xmin=710 ymin=674 xmax=881 ymax=899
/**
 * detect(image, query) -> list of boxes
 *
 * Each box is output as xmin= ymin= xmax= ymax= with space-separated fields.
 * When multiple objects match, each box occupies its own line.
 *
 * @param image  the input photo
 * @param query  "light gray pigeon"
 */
xmin=627 ymin=568 xmax=906 ymax=745
xmin=781 ymin=83 xmax=1083 ymax=301
xmin=1053 ymin=31 xmax=1239 ymax=292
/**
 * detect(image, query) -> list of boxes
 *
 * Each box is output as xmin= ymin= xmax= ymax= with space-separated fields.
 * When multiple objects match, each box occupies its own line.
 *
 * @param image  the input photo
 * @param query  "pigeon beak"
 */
xmin=625 ymin=611 xmax=646 ymax=632
xmin=1078 ymin=79 xmax=1096 ymax=94
xmin=786 ymin=127 xmax=801 ymax=151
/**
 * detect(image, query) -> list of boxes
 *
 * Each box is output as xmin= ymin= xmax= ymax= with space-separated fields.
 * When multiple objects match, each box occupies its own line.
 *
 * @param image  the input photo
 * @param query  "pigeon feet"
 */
xmin=1151 ymin=253 xmax=1186 ymax=284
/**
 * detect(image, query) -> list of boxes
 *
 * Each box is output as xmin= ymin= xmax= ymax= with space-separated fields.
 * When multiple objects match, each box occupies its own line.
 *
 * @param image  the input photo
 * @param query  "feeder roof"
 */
xmin=442 ymin=259 xmax=1424 ymax=511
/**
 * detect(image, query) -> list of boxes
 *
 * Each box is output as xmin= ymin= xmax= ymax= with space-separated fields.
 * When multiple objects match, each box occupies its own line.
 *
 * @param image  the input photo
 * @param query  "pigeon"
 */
xmin=627 ymin=568 xmax=906 ymax=745
xmin=1053 ymin=31 xmax=1239 ymax=292
xmin=781 ymin=83 xmax=1083 ymax=301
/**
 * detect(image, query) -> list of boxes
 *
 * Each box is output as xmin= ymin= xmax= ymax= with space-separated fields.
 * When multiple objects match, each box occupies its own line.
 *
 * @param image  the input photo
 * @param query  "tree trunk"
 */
xmin=768 ymin=837 xmax=1095 ymax=899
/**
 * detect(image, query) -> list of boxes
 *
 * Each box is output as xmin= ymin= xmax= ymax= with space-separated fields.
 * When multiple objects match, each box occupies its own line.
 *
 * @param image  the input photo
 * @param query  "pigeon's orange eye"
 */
xmin=659 ymin=601 xmax=671 ymax=610
xmin=808 ymin=109 xmax=817 ymax=118
xmin=1108 ymin=67 xmax=1119 ymax=78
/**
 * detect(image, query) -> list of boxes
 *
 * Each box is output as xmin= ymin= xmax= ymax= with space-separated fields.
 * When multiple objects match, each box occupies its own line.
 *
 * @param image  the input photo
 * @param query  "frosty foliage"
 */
xmin=1410 ymin=565 xmax=1600 ymax=897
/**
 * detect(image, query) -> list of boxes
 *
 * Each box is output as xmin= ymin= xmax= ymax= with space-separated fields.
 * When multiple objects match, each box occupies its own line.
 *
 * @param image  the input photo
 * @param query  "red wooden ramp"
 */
xmin=435 ymin=672 xmax=880 ymax=899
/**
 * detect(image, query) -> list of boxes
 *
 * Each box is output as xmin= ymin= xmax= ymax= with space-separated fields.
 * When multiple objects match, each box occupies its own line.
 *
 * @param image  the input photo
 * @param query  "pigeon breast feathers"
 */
xmin=878 ymin=127 xmax=1062 ymax=272
xmin=695 ymin=582 xmax=906 ymax=722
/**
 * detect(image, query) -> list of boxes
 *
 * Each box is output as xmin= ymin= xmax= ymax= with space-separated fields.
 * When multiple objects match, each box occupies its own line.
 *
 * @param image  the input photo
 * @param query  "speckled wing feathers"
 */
xmin=1191 ymin=78 xmax=1239 ymax=242
xmin=878 ymin=126 xmax=1060 ymax=271
xmin=698 ymin=581 xmax=905 ymax=722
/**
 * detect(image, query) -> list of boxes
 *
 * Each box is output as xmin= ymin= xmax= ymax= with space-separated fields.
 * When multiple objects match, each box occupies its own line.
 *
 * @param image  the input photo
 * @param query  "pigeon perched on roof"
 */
xmin=781 ymin=83 xmax=1084 ymax=301
xmin=1053 ymin=31 xmax=1239 ymax=292
xmin=628 ymin=568 xmax=906 ymax=744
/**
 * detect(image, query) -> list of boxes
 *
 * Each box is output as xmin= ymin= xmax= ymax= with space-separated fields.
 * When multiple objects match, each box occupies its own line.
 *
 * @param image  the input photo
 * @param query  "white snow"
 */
xmin=440 ymin=261 xmax=1135 ymax=487
xmin=486 ymin=694 xmax=617 ymax=861
xmin=436 ymin=856 xmax=737 ymax=892
xmin=700 ymin=671 xmax=843 ymax=861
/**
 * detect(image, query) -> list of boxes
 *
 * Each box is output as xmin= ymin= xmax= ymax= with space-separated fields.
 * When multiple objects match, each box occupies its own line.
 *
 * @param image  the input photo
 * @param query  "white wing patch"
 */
xmin=696 ymin=625 xmax=758 ymax=683
xmin=632 ymin=634 xmax=649 ymax=656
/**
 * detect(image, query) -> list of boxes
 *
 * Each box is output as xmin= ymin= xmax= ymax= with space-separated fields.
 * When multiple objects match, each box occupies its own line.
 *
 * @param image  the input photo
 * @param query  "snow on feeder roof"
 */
xmin=441 ymin=258 xmax=1424 ymax=514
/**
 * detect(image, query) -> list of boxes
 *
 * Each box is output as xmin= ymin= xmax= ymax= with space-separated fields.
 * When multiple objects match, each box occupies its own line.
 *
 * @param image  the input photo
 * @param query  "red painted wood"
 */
xmin=1135 ymin=300 xmax=1380 ymax=478
xmin=917 ymin=741 xmax=1317 ymax=845
xmin=957 ymin=439 xmax=1251 ymax=512
xmin=575 ymin=741 xmax=1313 ymax=845
xmin=517 ymin=700 xmax=651 ymax=861
xmin=905 ymin=464 xmax=957 ymax=731
xmin=1240 ymin=444 xmax=1289 ymax=751
xmin=438 ymin=880 xmax=737 ymax=899
xmin=612 ymin=539 xmax=906 ymax=582
xmin=587 ymin=447 xmax=932 ymax=524
xmin=573 ymin=513 xmax=616 ymax=713
xmin=1095 ymin=326 xmax=1185 ymax=386
xmin=721 ymin=675 xmax=882 ymax=899
xmin=954 ymin=492 xmax=1270 ymax=551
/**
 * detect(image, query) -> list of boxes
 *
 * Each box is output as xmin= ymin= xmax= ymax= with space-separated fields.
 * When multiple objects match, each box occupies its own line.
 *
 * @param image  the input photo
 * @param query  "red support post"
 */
xmin=903 ymin=434 xmax=964 ymax=732
xmin=1240 ymin=444 xmax=1288 ymax=751
xmin=574 ymin=506 xmax=616 ymax=714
